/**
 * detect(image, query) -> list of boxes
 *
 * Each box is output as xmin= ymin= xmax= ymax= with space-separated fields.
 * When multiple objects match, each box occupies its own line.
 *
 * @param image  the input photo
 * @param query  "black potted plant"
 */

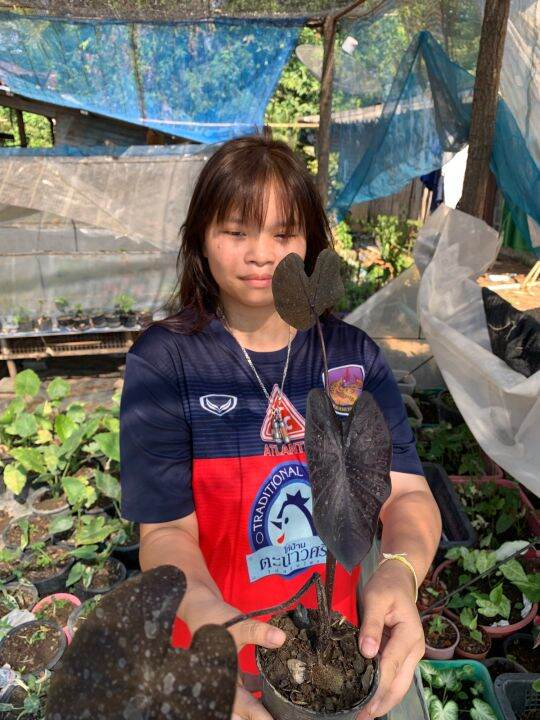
xmin=35 ymin=299 xmax=53 ymax=333
xmin=13 ymin=306 xmax=35 ymax=334
xmin=114 ymin=293 xmax=138 ymax=327
xmin=17 ymin=541 xmax=74 ymax=597
xmin=54 ymin=297 xmax=74 ymax=331
xmin=65 ymin=541 xmax=127 ymax=601
xmin=89 ymin=307 xmax=107 ymax=329
xmin=0 ymin=619 xmax=66 ymax=677
xmin=221 ymin=250 xmax=392 ymax=718
xmin=72 ymin=303 xmax=91 ymax=332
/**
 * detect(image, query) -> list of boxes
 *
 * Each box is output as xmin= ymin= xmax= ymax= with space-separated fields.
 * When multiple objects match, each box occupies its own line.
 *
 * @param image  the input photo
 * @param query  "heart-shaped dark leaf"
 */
xmin=305 ymin=390 xmax=392 ymax=571
xmin=272 ymin=249 xmax=345 ymax=330
xmin=46 ymin=565 xmax=237 ymax=720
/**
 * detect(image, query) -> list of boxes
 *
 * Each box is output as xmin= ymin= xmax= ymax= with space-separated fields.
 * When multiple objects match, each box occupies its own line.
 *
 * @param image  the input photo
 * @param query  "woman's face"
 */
xmin=203 ymin=184 xmax=307 ymax=311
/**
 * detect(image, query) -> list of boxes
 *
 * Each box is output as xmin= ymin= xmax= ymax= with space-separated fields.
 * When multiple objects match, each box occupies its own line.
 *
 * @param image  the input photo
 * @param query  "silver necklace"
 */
xmin=222 ymin=316 xmax=292 ymax=444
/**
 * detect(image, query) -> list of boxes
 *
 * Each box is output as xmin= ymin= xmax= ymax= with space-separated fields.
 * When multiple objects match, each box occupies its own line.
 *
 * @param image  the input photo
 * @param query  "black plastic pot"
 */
xmin=73 ymin=556 xmax=127 ymax=601
xmin=112 ymin=539 xmax=140 ymax=571
xmin=483 ymin=657 xmax=527 ymax=681
xmin=119 ymin=312 xmax=138 ymax=328
xmin=422 ymin=463 xmax=477 ymax=558
xmin=0 ymin=619 xmax=67 ymax=678
xmin=0 ymin=581 xmax=39 ymax=615
xmin=494 ymin=673 xmax=540 ymax=720
xmin=435 ymin=390 xmax=464 ymax=425
xmin=2 ymin=513 xmax=54 ymax=551
xmin=36 ymin=317 xmax=53 ymax=333
xmin=503 ymin=633 xmax=536 ymax=672
xmin=103 ymin=314 xmax=121 ymax=328
xmin=29 ymin=487 xmax=70 ymax=516
xmin=91 ymin=314 xmax=107 ymax=328
xmin=20 ymin=546 xmax=75 ymax=597
xmin=255 ymin=648 xmax=379 ymax=720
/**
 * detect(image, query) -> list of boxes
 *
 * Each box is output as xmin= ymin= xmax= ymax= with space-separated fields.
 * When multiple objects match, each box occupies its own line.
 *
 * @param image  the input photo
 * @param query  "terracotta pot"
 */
xmin=455 ymin=637 xmax=491 ymax=661
xmin=422 ymin=615 xmax=459 ymax=660
xmin=31 ymin=592 xmax=81 ymax=644
xmin=433 ymin=559 xmax=539 ymax=638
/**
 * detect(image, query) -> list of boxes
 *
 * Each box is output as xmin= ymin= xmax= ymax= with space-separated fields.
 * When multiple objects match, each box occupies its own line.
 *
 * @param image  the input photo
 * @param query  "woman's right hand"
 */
xmin=184 ymin=595 xmax=286 ymax=720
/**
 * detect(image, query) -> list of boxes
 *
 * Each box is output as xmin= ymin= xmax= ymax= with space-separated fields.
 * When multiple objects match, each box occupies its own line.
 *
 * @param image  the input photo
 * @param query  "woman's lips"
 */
xmin=241 ymin=277 xmax=272 ymax=288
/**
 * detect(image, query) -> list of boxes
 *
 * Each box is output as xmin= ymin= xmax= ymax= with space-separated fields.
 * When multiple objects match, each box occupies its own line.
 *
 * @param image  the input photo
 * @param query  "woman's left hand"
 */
xmin=355 ymin=560 xmax=425 ymax=720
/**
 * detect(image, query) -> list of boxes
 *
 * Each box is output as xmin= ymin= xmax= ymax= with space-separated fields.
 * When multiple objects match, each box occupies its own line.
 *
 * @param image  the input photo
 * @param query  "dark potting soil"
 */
xmin=0 ymin=586 xmax=36 ymax=616
xmin=35 ymin=598 xmax=75 ymax=626
xmin=0 ymin=562 xmax=14 ymax=582
xmin=33 ymin=492 xmax=67 ymax=512
xmin=0 ymin=623 xmax=63 ymax=674
xmin=424 ymin=618 xmax=457 ymax=649
xmin=0 ymin=509 xmax=12 ymax=534
xmin=456 ymin=623 xmax=490 ymax=654
xmin=417 ymin=578 xmax=446 ymax=612
xmin=87 ymin=559 xmax=122 ymax=590
xmin=22 ymin=546 xmax=71 ymax=582
xmin=259 ymin=609 xmax=376 ymax=713
xmin=505 ymin=637 xmax=538 ymax=671
xmin=442 ymin=564 xmax=528 ymax=625
xmin=6 ymin=515 xmax=51 ymax=547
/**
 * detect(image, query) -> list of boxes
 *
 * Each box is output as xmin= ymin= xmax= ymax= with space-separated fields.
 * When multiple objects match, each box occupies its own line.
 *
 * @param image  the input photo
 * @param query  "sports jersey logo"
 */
xmin=323 ymin=364 xmax=364 ymax=415
xmin=246 ymin=460 xmax=326 ymax=582
xmin=260 ymin=385 xmax=305 ymax=442
xmin=199 ymin=394 xmax=237 ymax=417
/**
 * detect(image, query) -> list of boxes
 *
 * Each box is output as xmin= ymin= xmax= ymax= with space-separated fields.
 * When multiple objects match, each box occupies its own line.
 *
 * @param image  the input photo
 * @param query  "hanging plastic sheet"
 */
xmin=415 ymin=205 xmax=539 ymax=496
xmin=0 ymin=13 xmax=303 ymax=143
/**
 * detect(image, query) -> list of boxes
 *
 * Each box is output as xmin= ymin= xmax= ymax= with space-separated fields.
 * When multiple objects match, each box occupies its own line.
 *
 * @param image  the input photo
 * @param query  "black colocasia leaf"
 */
xmin=46 ymin=565 xmax=237 ymax=720
xmin=272 ymin=249 xmax=345 ymax=330
xmin=305 ymin=390 xmax=392 ymax=571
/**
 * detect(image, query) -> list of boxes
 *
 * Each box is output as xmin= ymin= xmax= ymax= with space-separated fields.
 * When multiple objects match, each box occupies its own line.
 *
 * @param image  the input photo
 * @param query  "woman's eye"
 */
xmin=276 ymin=233 xmax=295 ymax=241
xmin=225 ymin=230 xmax=245 ymax=237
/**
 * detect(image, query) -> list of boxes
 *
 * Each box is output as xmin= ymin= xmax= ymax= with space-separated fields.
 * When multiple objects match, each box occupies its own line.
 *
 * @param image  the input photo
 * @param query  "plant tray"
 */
xmin=494 ymin=673 xmax=540 ymax=720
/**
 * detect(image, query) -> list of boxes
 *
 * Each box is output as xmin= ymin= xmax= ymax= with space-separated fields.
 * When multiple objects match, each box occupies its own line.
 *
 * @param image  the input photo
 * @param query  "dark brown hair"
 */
xmin=150 ymin=130 xmax=333 ymax=334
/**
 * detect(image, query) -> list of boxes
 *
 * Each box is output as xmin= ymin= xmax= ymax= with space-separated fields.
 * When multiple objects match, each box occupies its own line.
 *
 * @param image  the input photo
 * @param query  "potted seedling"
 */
xmin=71 ymin=303 xmax=90 ymax=332
xmin=2 ymin=514 xmax=53 ymax=551
xmin=455 ymin=608 xmax=492 ymax=660
xmin=35 ymin=299 xmax=52 ymax=333
xmin=111 ymin=518 xmax=140 ymax=570
xmin=13 ymin=306 xmax=34 ymax=334
xmin=65 ymin=542 xmax=126 ymax=601
xmin=89 ymin=307 xmax=107 ymax=329
xmin=417 ymin=575 xmax=448 ymax=614
xmin=503 ymin=632 xmax=537 ymax=672
xmin=0 ymin=580 xmax=38 ymax=619
xmin=0 ymin=672 xmax=51 ymax=720
xmin=54 ymin=297 xmax=73 ymax=331
xmin=32 ymin=593 xmax=81 ymax=642
xmin=0 ymin=549 xmax=19 ymax=584
xmin=0 ymin=620 xmax=66 ymax=677
xmin=17 ymin=541 xmax=74 ymax=597
xmin=104 ymin=300 xmax=121 ymax=329
xmin=422 ymin=614 xmax=460 ymax=660
xmin=66 ymin=594 xmax=102 ymax=637
xmin=114 ymin=293 xmax=137 ymax=327
xmin=220 ymin=251 xmax=391 ymax=718
xmin=45 ymin=566 xmax=238 ymax=719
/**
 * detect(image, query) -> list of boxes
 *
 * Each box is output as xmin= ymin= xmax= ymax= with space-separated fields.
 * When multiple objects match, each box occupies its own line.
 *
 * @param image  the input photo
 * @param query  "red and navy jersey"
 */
xmin=119 ymin=314 xmax=422 ymax=673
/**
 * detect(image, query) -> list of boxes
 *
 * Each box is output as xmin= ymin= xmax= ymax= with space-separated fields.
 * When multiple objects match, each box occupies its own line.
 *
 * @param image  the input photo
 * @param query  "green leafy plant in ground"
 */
xmin=420 ymin=662 xmax=498 ymax=720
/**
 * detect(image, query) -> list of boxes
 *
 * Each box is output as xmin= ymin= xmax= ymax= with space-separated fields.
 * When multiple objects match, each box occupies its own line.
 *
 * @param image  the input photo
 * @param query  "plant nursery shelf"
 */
xmin=0 ymin=330 xmax=138 ymax=377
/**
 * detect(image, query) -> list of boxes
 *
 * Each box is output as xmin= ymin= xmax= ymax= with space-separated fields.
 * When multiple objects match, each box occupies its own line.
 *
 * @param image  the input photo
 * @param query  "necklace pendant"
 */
xmin=273 ymin=408 xmax=290 ymax=445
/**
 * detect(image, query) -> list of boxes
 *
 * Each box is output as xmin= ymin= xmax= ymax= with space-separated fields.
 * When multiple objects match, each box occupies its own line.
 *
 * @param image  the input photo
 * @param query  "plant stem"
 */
xmin=223 ymin=573 xmax=323 ymax=630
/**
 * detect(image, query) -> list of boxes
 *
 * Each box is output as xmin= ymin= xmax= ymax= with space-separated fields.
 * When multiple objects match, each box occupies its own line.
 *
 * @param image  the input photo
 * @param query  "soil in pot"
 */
xmin=103 ymin=313 xmax=121 ymax=328
xmin=20 ymin=545 xmax=73 ymax=587
xmin=0 ymin=582 xmax=38 ymax=617
xmin=91 ymin=313 xmax=107 ymax=328
xmin=31 ymin=489 xmax=68 ymax=514
xmin=0 ymin=560 xmax=15 ymax=583
xmin=34 ymin=597 xmax=78 ymax=627
xmin=417 ymin=577 xmax=447 ymax=614
xmin=75 ymin=557 xmax=125 ymax=596
xmin=483 ymin=657 xmax=526 ymax=681
xmin=423 ymin=615 xmax=458 ymax=653
xmin=0 ymin=508 xmax=12 ymax=534
xmin=0 ymin=621 xmax=65 ymax=675
xmin=2 ymin=682 xmax=48 ymax=720
xmin=257 ymin=608 xmax=378 ymax=714
xmin=4 ymin=515 xmax=51 ymax=548
xmin=455 ymin=623 xmax=492 ymax=659
xmin=504 ymin=634 xmax=537 ymax=671
xmin=120 ymin=311 xmax=137 ymax=327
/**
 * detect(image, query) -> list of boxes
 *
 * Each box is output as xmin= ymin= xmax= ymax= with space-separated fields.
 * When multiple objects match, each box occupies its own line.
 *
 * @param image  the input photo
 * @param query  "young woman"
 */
xmin=120 ymin=133 xmax=441 ymax=720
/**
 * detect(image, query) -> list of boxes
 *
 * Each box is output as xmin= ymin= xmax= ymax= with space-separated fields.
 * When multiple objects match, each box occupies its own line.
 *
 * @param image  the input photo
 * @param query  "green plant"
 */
xmin=53 ymin=297 xmax=69 ymax=313
xmin=27 ymin=628 xmax=47 ymax=646
xmin=13 ymin=307 xmax=32 ymax=325
xmin=0 ymin=671 xmax=50 ymax=718
xmin=66 ymin=542 xmax=116 ymax=590
xmin=73 ymin=303 xmax=84 ymax=317
xmin=459 ymin=608 xmax=484 ymax=644
xmin=114 ymin=293 xmax=135 ymax=314
xmin=427 ymin=614 xmax=448 ymax=637
xmin=417 ymin=423 xmax=486 ymax=476
xmin=419 ymin=661 xmax=498 ymax=720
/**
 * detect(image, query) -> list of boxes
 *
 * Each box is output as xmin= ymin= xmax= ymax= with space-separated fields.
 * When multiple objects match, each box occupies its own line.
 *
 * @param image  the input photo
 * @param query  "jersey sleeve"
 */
xmin=119 ymin=328 xmax=194 ymax=523
xmin=362 ymin=336 xmax=424 ymax=477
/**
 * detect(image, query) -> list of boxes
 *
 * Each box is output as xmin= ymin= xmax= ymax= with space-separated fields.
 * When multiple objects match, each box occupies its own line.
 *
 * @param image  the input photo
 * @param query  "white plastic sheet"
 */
xmin=415 ymin=205 xmax=540 ymax=496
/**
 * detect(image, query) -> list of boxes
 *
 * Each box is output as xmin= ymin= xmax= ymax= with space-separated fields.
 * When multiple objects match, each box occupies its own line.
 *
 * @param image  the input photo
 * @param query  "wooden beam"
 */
xmin=457 ymin=0 xmax=511 ymax=218
xmin=316 ymin=13 xmax=337 ymax=206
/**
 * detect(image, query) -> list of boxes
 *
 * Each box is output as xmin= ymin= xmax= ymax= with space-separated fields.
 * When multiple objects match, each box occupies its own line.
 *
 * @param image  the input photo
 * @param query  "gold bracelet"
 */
xmin=377 ymin=552 xmax=418 ymax=603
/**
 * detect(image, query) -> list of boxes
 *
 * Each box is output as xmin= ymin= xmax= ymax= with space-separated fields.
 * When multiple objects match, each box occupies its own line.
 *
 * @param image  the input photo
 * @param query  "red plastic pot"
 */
xmin=432 ymin=559 xmax=538 ymax=639
xmin=31 ymin=592 xmax=81 ymax=644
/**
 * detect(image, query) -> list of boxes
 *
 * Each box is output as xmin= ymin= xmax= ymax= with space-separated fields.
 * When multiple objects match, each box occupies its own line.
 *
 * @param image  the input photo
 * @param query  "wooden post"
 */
xmin=457 ymin=0 xmax=511 ymax=218
xmin=15 ymin=108 xmax=27 ymax=147
xmin=316 ymin=14 xmax=337 ymax=206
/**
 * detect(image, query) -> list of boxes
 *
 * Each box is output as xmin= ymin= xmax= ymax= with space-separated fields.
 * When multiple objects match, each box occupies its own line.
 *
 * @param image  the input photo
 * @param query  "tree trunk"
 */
xmin=457 ymin=0 xmax=511 ymax=218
